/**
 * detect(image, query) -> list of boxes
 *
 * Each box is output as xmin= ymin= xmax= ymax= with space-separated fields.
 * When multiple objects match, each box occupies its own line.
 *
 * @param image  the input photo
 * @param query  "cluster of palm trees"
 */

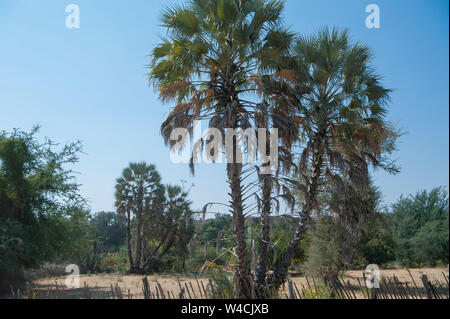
xmin=115 ymin=163 xmax=194 ymax=274
xmin=148 ymin=0 xmax=399 ymax=299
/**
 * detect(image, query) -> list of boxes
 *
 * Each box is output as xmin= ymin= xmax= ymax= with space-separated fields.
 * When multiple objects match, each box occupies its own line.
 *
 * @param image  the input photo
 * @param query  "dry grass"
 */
xmin=282 ymin=268 xmax=449 ymax=299
xmin=30 ymin=274 xmax=211 ymax=299
xmin=24 ymin=267 xmax=448 ymax=299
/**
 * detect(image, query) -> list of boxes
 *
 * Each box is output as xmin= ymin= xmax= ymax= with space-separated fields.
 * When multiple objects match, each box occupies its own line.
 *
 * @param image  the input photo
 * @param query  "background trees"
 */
xmin=90 ymin=211 xmax=126 ymax=253
xmin=141 ymin=185 xmax=195 ymax=273
xmin=388 ymin=187 xmax=449 ymax=267
xmin=114 ymin=162 xmax=164 ymax=274
xmin=114 ymin=163 xmax=195 ymax=274
xmin=0 ymin=127 xmax=85 ymax=290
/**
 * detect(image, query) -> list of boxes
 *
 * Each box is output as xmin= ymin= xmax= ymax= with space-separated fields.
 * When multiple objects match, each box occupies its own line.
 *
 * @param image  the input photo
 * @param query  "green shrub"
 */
xmin=98 ymin=251 xmax=129 ymax=273
xmin=303 ymin=283 xmax=334 ymax=299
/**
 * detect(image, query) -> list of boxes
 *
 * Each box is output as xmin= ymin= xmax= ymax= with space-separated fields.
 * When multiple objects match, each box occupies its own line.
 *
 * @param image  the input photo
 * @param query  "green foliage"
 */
xmin=98 ymin=248 xmax=129 ymax=273
xmin=388 ymin=187 xmax=449 ymax=266
xmin=115 ymin=162 xmax=165 ymax=273
xmin=0 ymin=217 xmax=38 ymax=271
xmin=270 ymin=218 xmax=308 ymax=270
xmin=302 ymin=283 xmax=334 ymax=299
xmin=185 ymin=246 xmax=230 ymax=273
xmin=0 ymin=128 xmax=85 ymax=281
xmin=203 ymin=263 xmax=235 ymax=298
xmin=90 ymin=211 xmax=126 ymax=253
xmin=303 ymin=216 xmax=348 ymax=280
xmin=353 ymin=228 xmax=396 ymax=267
xmin=142 ymin=184 xmax=196 ymax=273
xmin=198 ymin=214 xmax=232 ymax=245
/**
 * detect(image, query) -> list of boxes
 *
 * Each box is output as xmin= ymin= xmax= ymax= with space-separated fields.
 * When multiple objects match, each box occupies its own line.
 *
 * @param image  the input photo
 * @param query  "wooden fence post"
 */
xmin=287 ymin=279 xmax=295 ymax=299
xmin=421 ymin=274 xmax=432 ymax=299
xmin=142 ymin=276 xmax=151 ymax=299
xmin=370 ymin=288 xmax=378 ymax=299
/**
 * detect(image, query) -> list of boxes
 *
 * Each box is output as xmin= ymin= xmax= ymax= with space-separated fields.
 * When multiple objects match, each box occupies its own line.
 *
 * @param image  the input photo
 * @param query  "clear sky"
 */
xmin=0 ymin=0 xmax=448 ymax=214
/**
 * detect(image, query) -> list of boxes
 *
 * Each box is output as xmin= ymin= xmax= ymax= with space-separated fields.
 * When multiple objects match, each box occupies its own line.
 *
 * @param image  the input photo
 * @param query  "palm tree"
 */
xmin=114 ymin=162 xmax=163 ymax=274
xmin=266 ymin=27 xmax=399 ymax=290
xmin=148 ymin=0 xmax=292 ymax=298
xmin=142 ymin=185 xmax=194 ymax=273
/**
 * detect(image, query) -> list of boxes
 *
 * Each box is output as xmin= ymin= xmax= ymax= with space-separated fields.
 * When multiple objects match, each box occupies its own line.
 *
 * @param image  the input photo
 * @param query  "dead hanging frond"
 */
xmin=273 ymin=176 xmax=281 ymax=196
xmin=347 ymin=154 xmax=369 ymax=198
xmin=271 ymin=111 xmax=298 ymax=149
xmin=292 ymin=116 xmax=304 ymax=125
xmin=209 ymin=114 xmax=226 ymax=135
xmin=240 ymin=114 xmax=252 ymax=131
xmin=245 ymin=73 xmax=263 ymax=94
xmin=159 ymin=81 xmax=193 ymax=103
xmin=189 ymin=137 xmax=204 ymax=175
xmin=191 ymin=89 xmax=215 ymax=116
xmin=255 ymin=102 xmax=269 ymax=129
xmin=160 ymin=87 xmax=217 ymax=147
xmin=275 ymin=192 xmax=296 ymax=213
xmin=278 ymin=146 xmax=297 ymax=175
xmin=299 ymin=142 xmax=312 ymax=171
xmin=272 ymin=69 xmax=297 ymax=83
xmin=161 ymin=103 xmax=193 ymax=146
xmin=254 ymin=193 xmax=262 ymax=215
xmin=325 ymin=144 xmax=346 ymax=173
xmin=201 ymin=203 xmax=213 ymax=220
xmin=324 ymin=168 xmax=368 ymax=227
xmin=272 ymin=197 xmax=280 ymax=213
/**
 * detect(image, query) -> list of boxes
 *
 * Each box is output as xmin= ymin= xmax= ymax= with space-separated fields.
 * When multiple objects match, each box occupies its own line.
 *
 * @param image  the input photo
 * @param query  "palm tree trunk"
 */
xmin=135 ymin=190 xmax=144 ymax=271
xmin=270 ymin=131 xmax=325 ymax=290
xmin=254 ymin=174 xmax=272 ymax=297
xmin=269 ymin=214 xmax=308 ymax=290
xmin=135 ymin=216 xmax=143 ymax=271
xmin=227 ymin=161 xmax=253 ymax=299
xmin=126 ymin=207 xmax=135 ymax=272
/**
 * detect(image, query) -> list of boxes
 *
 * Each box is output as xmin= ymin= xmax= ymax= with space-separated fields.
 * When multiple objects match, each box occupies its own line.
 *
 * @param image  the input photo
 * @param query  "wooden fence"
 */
xmin=8 ymin=271 xmax=449 ymax=299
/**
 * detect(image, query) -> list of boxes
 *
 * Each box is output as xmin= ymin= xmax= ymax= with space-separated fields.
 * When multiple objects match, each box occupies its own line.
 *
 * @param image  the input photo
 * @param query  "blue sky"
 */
xmin=0 ymin=0 xmax=448 ymax=214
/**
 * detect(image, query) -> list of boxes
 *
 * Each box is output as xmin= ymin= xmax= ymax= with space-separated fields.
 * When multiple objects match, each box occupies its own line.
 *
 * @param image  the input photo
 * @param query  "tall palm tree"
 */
xmin=148 ymin=0 xmax=292 ymax=298
xmin=115 ymin=162 xmax=163 ymax=274
xmin=266 ymin=27 xmax=399 ymax=290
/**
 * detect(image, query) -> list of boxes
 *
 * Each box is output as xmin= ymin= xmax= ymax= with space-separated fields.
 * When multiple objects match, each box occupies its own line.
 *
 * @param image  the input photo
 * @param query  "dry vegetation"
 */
xmin=18 ymin=267 xmax=447 ymax=299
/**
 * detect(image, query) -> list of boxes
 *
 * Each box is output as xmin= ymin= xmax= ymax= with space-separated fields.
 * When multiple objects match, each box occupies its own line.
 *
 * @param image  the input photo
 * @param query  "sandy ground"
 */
xmin=28 ymin=268 xmax=448 ymax=299
xmin=286 ymin=268 xmax=449 ymax=299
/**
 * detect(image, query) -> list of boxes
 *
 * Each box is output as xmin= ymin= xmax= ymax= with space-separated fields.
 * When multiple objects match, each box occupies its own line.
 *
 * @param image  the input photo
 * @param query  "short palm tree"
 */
xmin=115 ymin=162 xmax=163 ymax=274
xmin=266 ymin=27 xmax=399 ymax=290
xmin=142 ymin=185 xmax=194 ymax=273
xmin=148 ymin=0 xmax=293 ymax=298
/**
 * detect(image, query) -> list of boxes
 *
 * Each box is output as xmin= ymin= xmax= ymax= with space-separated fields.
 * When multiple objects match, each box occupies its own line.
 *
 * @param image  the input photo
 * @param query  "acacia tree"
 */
xmin=265 ymin=28 xmax=400 ymax=290
xmin=0 ymin=127 xmax=84 ymax=290
xmin=148 ymin=0 xmax=293 ymax=298
xmin=114 ymin=162 xmax=164 ymax=274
